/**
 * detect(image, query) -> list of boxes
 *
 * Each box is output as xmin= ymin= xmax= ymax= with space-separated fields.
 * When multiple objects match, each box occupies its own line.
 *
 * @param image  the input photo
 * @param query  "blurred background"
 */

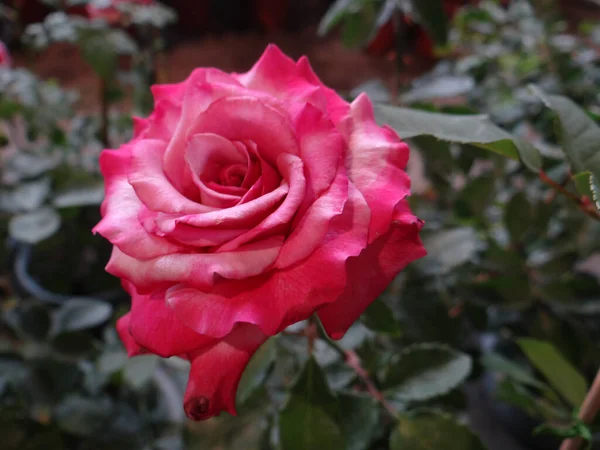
xmin=2 ymin=1 xmax=600 ymax=450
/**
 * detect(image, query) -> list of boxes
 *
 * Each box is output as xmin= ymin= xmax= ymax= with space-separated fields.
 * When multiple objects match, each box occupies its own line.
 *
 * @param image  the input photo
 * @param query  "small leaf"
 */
xmin=279 ymin=357 xmax=345 ymax=450
xmin=53 ymin=183 xmax=104 ymax=208
xmin=408 ymin=0 xmax=449 ymax=47
xmin=517 ymin=338 xmax=588 ymax=408
xmin=419 ymin=227 xmax=481 ymax=274
xmin=504 ymin=192 xmax=532 ymax=243
xmin=337 ymin=393 xmax=379 ymax=450
xmin=572 ymin=171 xmax=600 ymax=211
xmin=374 ymin=104 xmax=542 ymax=171
xmin=390 ymin=410 xmax=486 ymax=450
xmin=53 ymin=298 xmax=112 ymax=333
xmin=361 ymin=298 xmax=402 ymax=336
xmin=384 ymin=343 xmax=472 ymax=402
xmin=8 ymin=207 xmax=61 ymax=244
xmin=531 ymin=85 xmax=600 ymax=183
xmin=317 ymin=0 xmax=359 ymax=36
xmin=5 ymin=303 xmax=51 ymax=341
xmin=237 ymin=337 xmax=276 ymax=406
xmin=481 ymin=353 xmax=547 ymax=390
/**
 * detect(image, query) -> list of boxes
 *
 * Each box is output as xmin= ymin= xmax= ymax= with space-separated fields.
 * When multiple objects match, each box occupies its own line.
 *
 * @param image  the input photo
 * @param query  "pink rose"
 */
xmin=94 ymin=45 xmax=425 ymax=421
xmin=0 ymin=41 xmax=11 ymax=68
xmin=86 ymin=0 xmax=153 ymax=24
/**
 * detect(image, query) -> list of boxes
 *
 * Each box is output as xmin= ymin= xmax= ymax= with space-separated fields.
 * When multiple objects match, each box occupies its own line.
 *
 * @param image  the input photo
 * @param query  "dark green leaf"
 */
xmin=390 ymin=410 xmax=486 ymax=450
xmin=384 ymin=343 xmax=472 ymax=402
xmin=572 ymin=171 xmax=600 ymax=211
xmin=51 ymin=331 xmax=96 ymax=357
xmin=505 ymin=192 xmax=532 ymax=243
xmin=55 ymin=395 xmax=113 ymax=437
xmin=279 ymin=357 xmax=345 ymax=450
xmin=531 ymin=86 xmax=600 ymax=182
xmin=407 ymin=0 xmax=449 ymax=47
xmin=361 ymin=298 xmax=402 ymax=336
xmin=517 ymin=338 xmax=588 ymax=408
xmin=6 ymin=304 xmax=51 ymax=341
xmin=374 ymin=104 xmax=542 ymax=171
xmin=53 ymin=298 xmax=113 ymax=333
xmin=337 ymin=393 xmax=378 ymax=450
xmin=237 ymin=337 xmax=276 ymax=406
xmin=456 ymin=175 xmax=495 ymax=217
xmin=481 ymin=353 xmax=547 ymax=390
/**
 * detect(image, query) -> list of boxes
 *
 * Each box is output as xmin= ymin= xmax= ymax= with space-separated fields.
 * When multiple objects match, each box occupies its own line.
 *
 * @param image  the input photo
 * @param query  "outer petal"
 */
xmin=106 ymin=236 xmax=284 ymax=293
xmin=183 ymin=324 xmax=268 ymax=420
xmin=318 ymin=201 xmax=426 ymax=340
xmin=166 ymin=183 xmax=370 ymax=339
xmin=126 ymin=285 xmax=214 ymax=358
xmin=344 ymin=94 xmax=411 ymax=243
xmin=92 ymin=148 xmax=182 ymax=259
xmin=116 ymin=313 xmax=146 ymax=357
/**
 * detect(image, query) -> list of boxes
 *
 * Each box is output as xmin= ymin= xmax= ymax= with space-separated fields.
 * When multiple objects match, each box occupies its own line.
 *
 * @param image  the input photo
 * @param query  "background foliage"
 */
xmin=1 ymin=1 xmax=600 ymax=449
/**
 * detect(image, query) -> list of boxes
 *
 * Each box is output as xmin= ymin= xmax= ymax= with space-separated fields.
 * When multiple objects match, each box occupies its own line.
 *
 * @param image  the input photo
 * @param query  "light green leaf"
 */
xmin=53 ymin=298 xmax=112 ymax=333
xmin=279 ymin=357 xmax=345 ymax=450
xmin=517 ymin=338 xmax=588 ymax=408
xmin=53 ymin=183 xmax=104 ymax=208
xmin=531 ymin=85 xmax=600 ymax=182
xmin=384 ymin=343 xmax=472 ymax=402
xmin=374 ymin=104 xmax=542 ymax=171
xmin=390 ymin=410 xmax=486 ymax=450
xmin=504 ymin=192 xmax=532 ymax=243
xmin=123 ymin=355 xmax=159 ymax=389
xmin=481 ymin=353 xmax=547 ymax=390
xmin=9 ymin=207 xmax=61 ymax=244
xmin=419 ymin=227 xmax=481 ymax=274
xmin=317 ymin=0 xmax=361 ymax=36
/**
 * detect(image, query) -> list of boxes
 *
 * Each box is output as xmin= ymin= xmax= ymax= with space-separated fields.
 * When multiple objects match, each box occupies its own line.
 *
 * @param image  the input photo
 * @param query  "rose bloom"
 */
xmin=94 ymin=45 xmax=425 ymax=421
xmin=86 ymin=0 xmax=153 ymax=24
xmin=0 ymin=41 xmax=11 ymax=68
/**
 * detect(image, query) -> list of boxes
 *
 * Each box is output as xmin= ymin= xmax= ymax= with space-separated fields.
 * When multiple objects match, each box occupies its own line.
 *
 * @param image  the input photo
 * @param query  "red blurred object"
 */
xmin=254 ymin=0 xmax=288 ymax=32
xmin=366 ymin=0 xmax=479 ymax=60
xmin=0 ymin=41 xmax=12 ymax=68
xmin=85 ymin=0 xmax=154 ymax=25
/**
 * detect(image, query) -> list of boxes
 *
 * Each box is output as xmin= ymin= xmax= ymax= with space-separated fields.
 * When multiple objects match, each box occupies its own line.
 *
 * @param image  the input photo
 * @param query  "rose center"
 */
xmin=219 ymin=164 xmax=247 ymax=187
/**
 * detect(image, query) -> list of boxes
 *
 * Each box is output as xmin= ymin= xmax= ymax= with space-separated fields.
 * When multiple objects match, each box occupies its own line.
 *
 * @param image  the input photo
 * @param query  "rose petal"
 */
xmin=166 ymin=183 xmax=370 ymax=339
xmin=183 ymin=324 xmax=268 ymax=420
xmin=93 ymin=148 xmax=183 ymax=259
xmin=126 ymin=285 xmax=214 ymax=358
xmin=217 ymin=153 xmax=305 ymax=251
xmin=106 ymin=235 xmax=284 ymax=293
xmin=318 ymin=201 xmax=426 ymax=339
xmin=344 ymin=94 xmax=411 ymax=243
xmin=116 ymin=313 xmax=146 ymax=357
xmin=128 ymin=138 xmax=214 ymax=214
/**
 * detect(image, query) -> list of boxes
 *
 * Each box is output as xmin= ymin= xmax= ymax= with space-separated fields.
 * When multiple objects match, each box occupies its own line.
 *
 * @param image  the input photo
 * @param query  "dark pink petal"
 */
xmin=116 ymin=313 xmax=146 ymax=357
xmin=93 ymin=148 xmax=183 ymax=259
xmin=344 ymin=94 xmax=411 ymax=243
xmin=318 ymin=201 xmax=426 ymax=339
xmin=106 ymin=235 xmax=284 ymax=293
xmin=183 ymin=324 xmax=268 ymax=420
xmin=166 ymin=183 xmax=370 ymax=339
xmin=126 ymin=285 xmax=214 ymax=358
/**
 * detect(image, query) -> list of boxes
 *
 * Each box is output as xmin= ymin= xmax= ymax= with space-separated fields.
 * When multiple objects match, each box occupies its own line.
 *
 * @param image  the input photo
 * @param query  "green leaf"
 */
xmin=5 ymin=303 xmax=51 ymax=341
xmin=531 ymin=85 xmax=600 ymax=182
xmin=572 ymin=171 xmax=600 ymax=211
xmin=374 ymin=104 xmax=542 ymax=171
xmin=456 ymin=175 xmax=495 ymax=217
xmin=361 ymin=298 xmax=402 ymax=336
xmin=337 ymin=393 xmax=379 ymax=450
xmin=317 ymin=0 xmax=360 ymax=36
xmin=390 ymin=410 xmax=486 ymax=450
xmin=504 ymin=192 xmax=532 ymax=243
xmin=517 ymin=338 xmax=588 ymax=408
xmin=237 ymin=337 xmax=276 ymax=406
xmin=53 ymin=183 xmax=105 ymax=208
xmin=384 ymin=343 xmax=472 ymax=402
xmin=481 ymin=353 xmax=547 ymax=390
xmin=279 ymin=357 xmax=345 ymax=450
xmin=53 ymin=298 xmax=113 ymax=333
xmin=8 ymin=207 xmax=61 ymax=244
xmin=51 ymin=331 xmax=96 ymax=357
xmin=419 ymin=227 xmax=481 ymax=274
xmin=408 ymin=0 xmax=449 ymax=47
xmin=55 ymin=395 xmax=113 ymax=437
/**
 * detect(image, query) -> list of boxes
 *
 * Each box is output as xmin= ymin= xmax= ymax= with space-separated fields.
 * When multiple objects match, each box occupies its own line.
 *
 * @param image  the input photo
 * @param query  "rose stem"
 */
xmin=312 ymin=315 xmax=400 ymax=419
xmin=560 ymin=368 xmax=600 ymax=450
xmin=539 ymin=170 xmax=600 ymax=221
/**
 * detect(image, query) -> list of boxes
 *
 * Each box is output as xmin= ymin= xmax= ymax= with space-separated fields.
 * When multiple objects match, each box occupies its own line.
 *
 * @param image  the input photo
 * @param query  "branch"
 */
xmin=560 ymin=369 xmax=600 ymax=450
xmin=539 ymin=171 xmax=600 ymax=221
